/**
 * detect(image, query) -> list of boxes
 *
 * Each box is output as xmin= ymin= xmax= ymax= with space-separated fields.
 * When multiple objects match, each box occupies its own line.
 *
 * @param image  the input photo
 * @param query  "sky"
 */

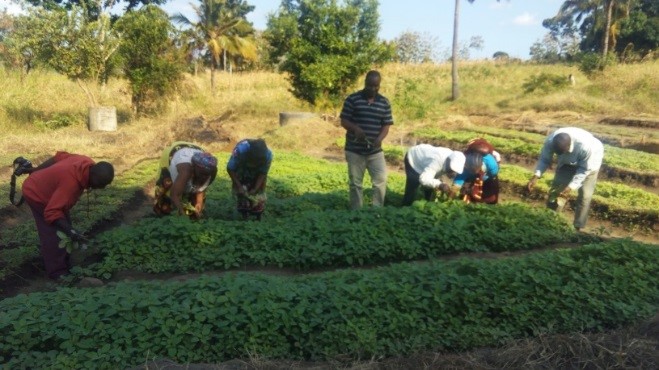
xmin=1 ymin=0 xmax=565 ymax=60
xmin=164 ymin=0 xmax=565 ymax=60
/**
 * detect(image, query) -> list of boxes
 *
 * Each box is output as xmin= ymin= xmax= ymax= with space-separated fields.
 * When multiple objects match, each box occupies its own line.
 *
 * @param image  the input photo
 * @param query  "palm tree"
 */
xmin=172 ymin=0 xmax=257 ymax=94
xmin=551 ymin=0 xmax=633 ymax=57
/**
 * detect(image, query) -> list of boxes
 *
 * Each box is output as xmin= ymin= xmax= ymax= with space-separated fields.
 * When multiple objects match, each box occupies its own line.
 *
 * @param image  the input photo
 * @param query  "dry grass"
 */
xmin=1 ymin=61 xmax=657 ymax=174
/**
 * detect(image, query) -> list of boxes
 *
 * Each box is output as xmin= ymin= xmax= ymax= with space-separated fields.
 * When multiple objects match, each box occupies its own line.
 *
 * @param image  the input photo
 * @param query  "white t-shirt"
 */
xmin=406 ymin=144 xmax=453 ymax=188
xmin=169 ymin=148 xmax=211 ymax=194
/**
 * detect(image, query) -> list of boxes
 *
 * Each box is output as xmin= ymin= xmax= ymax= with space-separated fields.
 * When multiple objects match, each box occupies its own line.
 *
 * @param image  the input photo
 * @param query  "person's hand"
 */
xmin=526 ymin=176 xmax=538 ymax=193
xmin=559 ymin=187 xmax=572 ymax=198
xmin=194 ymin=203 xmax=203 ymax=218
xmin=372 ymin=138 xmax=382 ymax=148
xmin=69 ymin=229 xmax=88 ymax=244
xmin=236 ymin=185 xmax=247 ymax=197
xmin=438 ymin=183 xmax=452 ymax=196
xmin=460 ymin=184 xmax=472 ymax=196
xmin=353 ymin=127 xmax=366 ymax=140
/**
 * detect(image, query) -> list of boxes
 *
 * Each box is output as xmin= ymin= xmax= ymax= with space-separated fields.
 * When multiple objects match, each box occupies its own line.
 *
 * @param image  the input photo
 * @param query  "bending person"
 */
xmin=402 ymin=144 xmax=465 ymax=206
xmin=454 ymin=138 xmax=500 ymax=204
xmin=20 ymin=152 xmax=114 ymax=279
xmin=227 ymin=139 xmax=273 ymax=220
xmin=527 ymin=127 xmax=604 ymax=231
xmin=154 ymin=141 xmax=218 ymax=219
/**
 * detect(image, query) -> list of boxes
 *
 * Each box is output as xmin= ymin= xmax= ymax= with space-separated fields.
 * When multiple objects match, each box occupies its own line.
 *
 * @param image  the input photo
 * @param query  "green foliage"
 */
xmin=541 ymin=0 xmax=658 ymax=59
xmin=79 ymin=202 xmax=575 ymax=277
xmin=23 ymin=0 xmax=167 ymax=21
xmin=114 ymin=5 xmax=184 ymax=115
xmin=265 ymin=0 xmax=393 ymax=105
xmin=171 ymin=0 xmax=257 ymax=92
xmin=392 ymin=31 xmax=440 ymax=63
xmin=578 ymin=52 xmax=618 ymax=76
xmin=33 ymin=113 xmax=77 ymax=130
xmin=617 ymin=4 xmax=659 ymax=59
xmin=2 ymin=239 xmax=657 ymax=367
xmin=5 ymin=6 xmax=120 ymax=106
xmin=393 ymin=76 xmax=433 ymax=120
xmin=522 ymin=72 xmax=570 ymax=94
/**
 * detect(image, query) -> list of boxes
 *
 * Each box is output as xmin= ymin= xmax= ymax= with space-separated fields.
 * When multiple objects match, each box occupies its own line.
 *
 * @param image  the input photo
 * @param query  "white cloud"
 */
xmin=0 ymin=0 xmax=23 ymax=15
xmin=513 ymin=12 xmax=539 ymax=26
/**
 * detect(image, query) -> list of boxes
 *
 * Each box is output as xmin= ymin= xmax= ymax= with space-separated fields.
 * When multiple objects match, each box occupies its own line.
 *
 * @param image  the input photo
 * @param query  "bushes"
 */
xmin=1 ymin=239 xmax=657 ymax=368
xmin=522 ymin=73 xmax=571 ymax=94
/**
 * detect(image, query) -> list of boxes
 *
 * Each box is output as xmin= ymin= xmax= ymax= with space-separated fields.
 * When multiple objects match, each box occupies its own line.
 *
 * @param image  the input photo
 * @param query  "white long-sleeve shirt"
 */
xmin=406 ymin=144 xmax=453 ymax=188
xmin=534 ymin=127 xmax=604 ymax=190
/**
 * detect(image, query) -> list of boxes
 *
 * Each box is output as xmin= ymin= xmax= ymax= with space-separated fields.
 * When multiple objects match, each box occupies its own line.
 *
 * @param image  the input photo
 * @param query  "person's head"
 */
xmin=191 ymin=152 xmax=218 ymax=180
xmin=464 ymin=151 xmax=483 ymax=174
xmin=552 ymin=132 xmax=571 ymax=155
xmin=446 ymin=151 xmax=465 ymax=178
xmin=363 ymin=70 xmax=381 ymax=99
xmin=88 ymin=161 xmax=114 ymax=189
xmin=245 ymin=139 xmax=269 ymax=168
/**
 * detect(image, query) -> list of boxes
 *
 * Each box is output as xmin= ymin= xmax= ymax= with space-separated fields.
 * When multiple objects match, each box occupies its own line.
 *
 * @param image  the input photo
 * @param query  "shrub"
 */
xmin=522 ymin=73 xmax=570 ymax=94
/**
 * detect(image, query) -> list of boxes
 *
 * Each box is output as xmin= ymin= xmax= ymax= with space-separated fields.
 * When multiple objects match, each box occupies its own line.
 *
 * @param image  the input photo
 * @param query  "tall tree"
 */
xmin=5 ymin=6 xmax=120 ymax=106
xmin=114 ymin=5 xmax=184 ymax=115
xmin=393 ymin=30 xmax=441 ymax=63
xmin=616 ymin=0 xmax=659 ymax=58
xmin=542 ymin=0 xmax=643 ymax=57
xmin=264 ymin=0 xmax=392 ymax=106
xmin=172 ymin=0 xmax=257 ymax=94
xmin=24 ymin=0 xmax=167 ymax=21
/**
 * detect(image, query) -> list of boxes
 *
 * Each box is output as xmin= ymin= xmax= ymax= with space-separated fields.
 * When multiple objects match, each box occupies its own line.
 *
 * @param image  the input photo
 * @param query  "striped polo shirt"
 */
xmin=340 ymin=90 xmax=394 ymax=155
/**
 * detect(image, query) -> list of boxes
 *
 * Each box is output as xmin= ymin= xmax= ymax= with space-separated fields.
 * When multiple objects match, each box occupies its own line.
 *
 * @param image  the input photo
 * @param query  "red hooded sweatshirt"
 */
xmin=22 ymin=152 xmax=95 ymax=224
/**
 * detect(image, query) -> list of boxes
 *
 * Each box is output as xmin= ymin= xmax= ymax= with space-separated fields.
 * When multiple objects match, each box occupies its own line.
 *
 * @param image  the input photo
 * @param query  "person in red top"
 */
xmin=20 ymin=152 xmax=114 ymax=279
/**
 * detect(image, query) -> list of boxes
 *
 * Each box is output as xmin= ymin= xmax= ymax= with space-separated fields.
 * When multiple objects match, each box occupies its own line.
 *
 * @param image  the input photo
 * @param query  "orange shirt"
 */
xmin=22 ymin=152 xmax=94 ymax=224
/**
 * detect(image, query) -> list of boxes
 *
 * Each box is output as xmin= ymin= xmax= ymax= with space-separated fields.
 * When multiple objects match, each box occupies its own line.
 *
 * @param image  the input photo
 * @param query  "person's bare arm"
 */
xmin=227 ymin=170 xmax=246 ymax=196
xmin=341 ymin=118 xmax=366 ymax=140
xmin=171 ymin=163 xmax=193 ymax=214
xmin=250 ymin=174 xmax=268 ymax=195
xmin=193 ymin=191 xmax=205 ymax=217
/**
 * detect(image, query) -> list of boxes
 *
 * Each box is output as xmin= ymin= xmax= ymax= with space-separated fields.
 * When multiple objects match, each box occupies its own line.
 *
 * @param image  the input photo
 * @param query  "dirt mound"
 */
xmin=172 ymin=112 xmax=235 ymax=145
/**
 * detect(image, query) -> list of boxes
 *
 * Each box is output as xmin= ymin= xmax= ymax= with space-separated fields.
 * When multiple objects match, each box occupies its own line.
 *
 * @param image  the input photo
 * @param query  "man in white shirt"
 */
xmin=527 ymin=127 xmax=604 ymax=230
xmin=402 ymin=144 xmax=466 ymax=206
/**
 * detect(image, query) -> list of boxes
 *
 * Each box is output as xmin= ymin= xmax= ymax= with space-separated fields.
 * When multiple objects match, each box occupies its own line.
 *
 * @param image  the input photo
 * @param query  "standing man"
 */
xmin=340 ymin=70 xmax=394 ymax=209
xmin=527 ymin=127 xmax=604 ymax=231
xmin=20 ymin=152 xmax=114 ymax=279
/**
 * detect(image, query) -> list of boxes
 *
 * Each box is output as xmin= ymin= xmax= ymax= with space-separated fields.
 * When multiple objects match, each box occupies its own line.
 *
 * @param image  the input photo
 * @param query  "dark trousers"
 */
xmin=25 ymin=199 xmax=70 ymax=279
xmin=402 ymin=155 xmax=434 ymax=206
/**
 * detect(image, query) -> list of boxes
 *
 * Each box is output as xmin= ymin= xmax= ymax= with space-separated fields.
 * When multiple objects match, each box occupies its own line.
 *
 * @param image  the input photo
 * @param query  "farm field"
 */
xmin=1 ymin=62 xmax=658 ymax=368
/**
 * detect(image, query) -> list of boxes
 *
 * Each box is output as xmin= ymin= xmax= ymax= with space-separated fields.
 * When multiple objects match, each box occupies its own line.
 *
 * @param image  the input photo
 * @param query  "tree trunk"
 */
xmin=76 ymin=78 xmax=98 ymax=107
xmin=210 ymin=63 xmax=216 ymax=95
xmin=603 ymin=0 xmax=614 ymax=57
xmin=451 ymin=0 xmax=461 ymax=101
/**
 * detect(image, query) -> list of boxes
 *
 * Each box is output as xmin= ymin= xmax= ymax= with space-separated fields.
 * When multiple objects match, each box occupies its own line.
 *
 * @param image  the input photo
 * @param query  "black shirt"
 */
xmin=340 ymin=90 xmax=394 ymax=155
